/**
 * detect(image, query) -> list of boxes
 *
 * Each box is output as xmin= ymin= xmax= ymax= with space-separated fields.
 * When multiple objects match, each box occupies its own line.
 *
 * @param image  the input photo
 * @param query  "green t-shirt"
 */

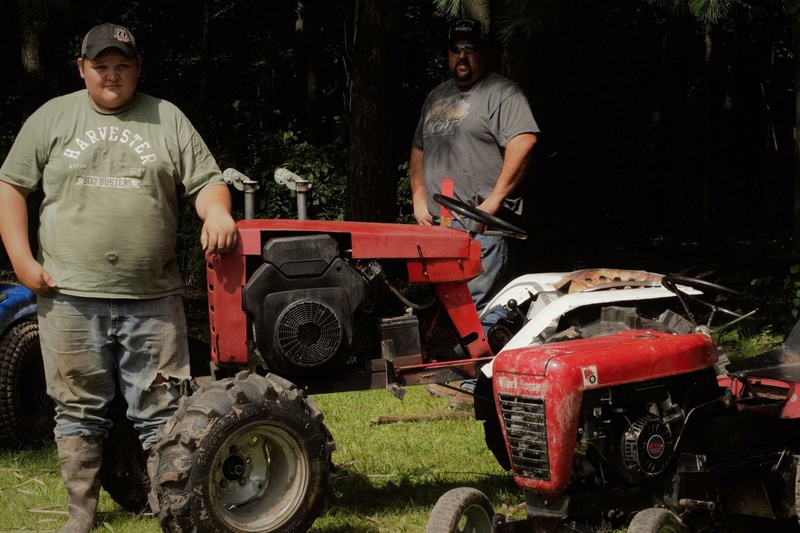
xmin=0 ymin=90 xmax=225 ymax=298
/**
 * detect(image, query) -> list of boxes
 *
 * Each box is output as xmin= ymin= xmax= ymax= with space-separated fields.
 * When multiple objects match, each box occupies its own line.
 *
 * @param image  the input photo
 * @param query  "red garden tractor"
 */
xmin=427 ymin=277 xmax=800 ymax=533
xmin=101 ymin=168 xmax=713 ymax=532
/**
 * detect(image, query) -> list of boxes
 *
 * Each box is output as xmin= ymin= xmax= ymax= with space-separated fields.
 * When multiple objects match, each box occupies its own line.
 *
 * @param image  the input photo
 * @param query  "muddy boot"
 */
xmin=56 ymin=436 xmax=103 ymax=533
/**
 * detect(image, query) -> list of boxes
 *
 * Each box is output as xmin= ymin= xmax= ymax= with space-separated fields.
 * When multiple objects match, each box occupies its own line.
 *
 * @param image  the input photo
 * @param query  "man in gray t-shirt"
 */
xmin=410 ymin=18 xmax=539 ymax=318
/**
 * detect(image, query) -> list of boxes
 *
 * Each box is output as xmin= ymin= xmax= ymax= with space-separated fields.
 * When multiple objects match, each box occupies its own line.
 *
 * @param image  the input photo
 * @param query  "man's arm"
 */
xmin=0 ymin=180 xmax=56 ymax=295
xmin=409 ymin=147 xmax=432 ymax=225
xmin=477 ymin=133 xmax=537 ymax=215
xmin=192 ymin=183 xmax=239 ymax=255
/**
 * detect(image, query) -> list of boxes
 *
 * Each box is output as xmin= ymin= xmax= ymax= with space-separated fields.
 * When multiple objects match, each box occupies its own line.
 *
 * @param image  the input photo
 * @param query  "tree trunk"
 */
xmin=199 ymin=0 xmax=212 ymax=104
xmin=345 ymin=0 xmax=400 ymax=222
xmin=20 ymin=17 xmax=47 ymax=124
xmin=296 ymin=1 xmax=320 ymax=144
xmin=792 ymin=16 xmax=800 ymax=243
xmin=702 ymin=21 xmax=714 ymax=240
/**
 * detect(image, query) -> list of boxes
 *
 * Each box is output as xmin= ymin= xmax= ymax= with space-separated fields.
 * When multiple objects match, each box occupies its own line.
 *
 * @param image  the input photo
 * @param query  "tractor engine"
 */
xmin=242 ymin=234 xmax=370 ymax=376
xmin=571 ymin=383 xmax=683 ymax=485
xmin=241 ymin=234 xmax=441 ymax=377
xmin=491 ymin=329 xmax=721 ymax=498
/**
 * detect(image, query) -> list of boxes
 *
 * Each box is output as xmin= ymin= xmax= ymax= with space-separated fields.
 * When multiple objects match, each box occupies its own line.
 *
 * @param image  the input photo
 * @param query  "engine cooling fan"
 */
xmin=275 ymin=299 xmax=344 ymax=368
xmin=623 ymin=414 xmax=674 ymax=478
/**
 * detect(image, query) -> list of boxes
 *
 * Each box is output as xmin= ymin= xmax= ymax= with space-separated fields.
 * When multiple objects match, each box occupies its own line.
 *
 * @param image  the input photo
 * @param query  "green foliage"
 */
xmin=253 ymin=129 xmax=347 ymax=221
xmin=396 ymin=161 xmax=416 ymax=224
xmin=784 ymin=260 xmax=800 ymax=320
xmin=688 ymin=0 xmax=732 ymax=22
xmin=714 ymin=326 xmax=784 ymax=361
xmin=219 ymin=128 xmax=347 ymax=220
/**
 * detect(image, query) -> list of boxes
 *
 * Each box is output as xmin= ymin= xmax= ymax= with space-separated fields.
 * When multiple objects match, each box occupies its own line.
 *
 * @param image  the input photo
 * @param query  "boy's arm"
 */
xmin=0 ymin=180 xmax=56 ymax=295
xmin=192 ymin=183 xmax=239 ymax=255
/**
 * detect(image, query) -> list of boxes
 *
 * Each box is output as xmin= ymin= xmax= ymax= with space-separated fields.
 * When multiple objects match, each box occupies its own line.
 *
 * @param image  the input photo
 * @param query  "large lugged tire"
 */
xmin=426 ymin=487 xmax=494 ymax=533
xmin=627 ymin=508 xmax=686 ymax=533
xmin=148 ymin=371 xmax=335 ymax=533
xmin=0 ymin=319 xmax=55 ymax=448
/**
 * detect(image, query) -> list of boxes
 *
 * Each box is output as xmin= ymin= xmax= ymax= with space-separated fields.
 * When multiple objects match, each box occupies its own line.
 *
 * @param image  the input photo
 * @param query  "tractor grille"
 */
xmin=498 ymin=394 xmax=550 ymax=480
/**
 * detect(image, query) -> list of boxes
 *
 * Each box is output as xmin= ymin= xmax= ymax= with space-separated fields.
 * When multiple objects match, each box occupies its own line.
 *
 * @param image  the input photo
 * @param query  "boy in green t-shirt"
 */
xmin=0 ymin=23 xmax=238 ymax=532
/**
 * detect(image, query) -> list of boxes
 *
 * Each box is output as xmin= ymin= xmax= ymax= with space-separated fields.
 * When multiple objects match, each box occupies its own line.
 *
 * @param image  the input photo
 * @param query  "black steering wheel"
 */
xmin=661 ymin=274 xmax=758 ymax=331
xmin=433 ymin=193 xmax=527 ymax=240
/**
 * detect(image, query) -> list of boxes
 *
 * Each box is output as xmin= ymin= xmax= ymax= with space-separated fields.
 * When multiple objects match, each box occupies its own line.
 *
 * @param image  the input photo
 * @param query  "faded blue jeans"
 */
xmin=449 ymin=220 xmax=518 ymax=316
xmin=37 ymin=293 xmax=191 ymax=450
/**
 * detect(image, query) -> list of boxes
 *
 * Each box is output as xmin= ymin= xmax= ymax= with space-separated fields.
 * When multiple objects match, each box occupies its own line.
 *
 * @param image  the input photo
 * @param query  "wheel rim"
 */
xmin=456 ymin=503 xmax=493 ymax=533
xmin=211 ymin=420 xmax=309 ymax=531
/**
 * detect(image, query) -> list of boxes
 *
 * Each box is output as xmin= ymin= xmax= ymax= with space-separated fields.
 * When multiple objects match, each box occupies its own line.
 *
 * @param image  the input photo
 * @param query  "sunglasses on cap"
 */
xmin=448 ymin=42 xmax=481 ymax=54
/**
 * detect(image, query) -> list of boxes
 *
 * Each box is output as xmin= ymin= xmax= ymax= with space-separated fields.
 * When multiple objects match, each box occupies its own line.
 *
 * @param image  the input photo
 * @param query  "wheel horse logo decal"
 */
xmin=582 ymin=365 xmax=598 ymax=386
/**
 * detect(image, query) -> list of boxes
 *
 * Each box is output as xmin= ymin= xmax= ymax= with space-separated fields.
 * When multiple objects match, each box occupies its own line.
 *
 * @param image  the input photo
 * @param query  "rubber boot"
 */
xmin=56 ymin=436 xmax=103 ymax=533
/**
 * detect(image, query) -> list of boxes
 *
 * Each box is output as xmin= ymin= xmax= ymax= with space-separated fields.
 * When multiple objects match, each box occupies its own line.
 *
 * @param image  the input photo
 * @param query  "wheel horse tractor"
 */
xmin=138 ymin=168 xmax=742 ymax=533
xmin=0 ymin=167 xmax=776 ymax=533
xmin=426 ymin=273 xmax=800 ymax=533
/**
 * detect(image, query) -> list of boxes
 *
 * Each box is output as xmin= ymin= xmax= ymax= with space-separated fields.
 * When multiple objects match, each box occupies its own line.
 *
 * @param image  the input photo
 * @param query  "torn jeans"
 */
xmin=37 ymin=293 xmax=190 ymax=450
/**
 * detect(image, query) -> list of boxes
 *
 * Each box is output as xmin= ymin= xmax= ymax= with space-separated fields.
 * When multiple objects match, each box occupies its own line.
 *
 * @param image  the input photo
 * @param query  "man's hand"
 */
xmin=476 ymin=196 xmax=503 ymax=216
xmin=14 ymin=256 xmax=57 ymax=296
xmin=408 ymin=147 xmax=432 ymax=225
xmin=414 ymin=201 xmax=433 ymax=225
xmin=200 ymin=210 xmax=238 ymax=255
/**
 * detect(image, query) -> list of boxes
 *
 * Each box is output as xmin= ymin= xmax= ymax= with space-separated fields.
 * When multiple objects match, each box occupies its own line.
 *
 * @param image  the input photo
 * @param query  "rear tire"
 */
xmin=0 ymin=320 xmax=55 ymax=449
xmin=100 ymin=393 xmax=150 ymax=514
xmin=426 ymin=487 xmax=494 ymax=533
xmin=148 ymin=371 xmax=335 ymax=532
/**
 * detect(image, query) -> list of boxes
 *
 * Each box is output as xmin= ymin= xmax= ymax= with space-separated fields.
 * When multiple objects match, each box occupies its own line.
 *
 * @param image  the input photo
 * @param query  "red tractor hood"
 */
xmin=494 ymin=330 xmax=718 ymax=388
xmin=492 ymin=330 xmax=718 ymax=497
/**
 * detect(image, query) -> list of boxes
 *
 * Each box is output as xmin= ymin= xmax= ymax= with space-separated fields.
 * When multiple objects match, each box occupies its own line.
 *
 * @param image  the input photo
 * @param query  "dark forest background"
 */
xmin=2 ymin=0 xmax=800 ymax=328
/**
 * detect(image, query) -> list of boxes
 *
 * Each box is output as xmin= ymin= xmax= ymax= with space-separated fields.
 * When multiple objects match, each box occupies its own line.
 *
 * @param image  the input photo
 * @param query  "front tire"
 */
xmin=0 ymin=320 xmax=55 ymax=449
xmin=627 ymin=508 xmax=686 ymax=533
xmin=148 ymin=371 xmax=335 ymax=532
xmin=426 ymin=487 xmax=494 ymax=533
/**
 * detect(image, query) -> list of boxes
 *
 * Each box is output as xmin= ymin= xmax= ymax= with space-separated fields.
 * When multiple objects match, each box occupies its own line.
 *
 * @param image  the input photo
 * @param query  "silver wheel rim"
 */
xmin=211 ymin=421 xmax=309 ymax=531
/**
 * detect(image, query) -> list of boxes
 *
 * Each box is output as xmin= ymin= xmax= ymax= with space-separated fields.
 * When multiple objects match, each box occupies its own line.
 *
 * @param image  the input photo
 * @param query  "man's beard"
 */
xmin=453 ymin=61 xmax=473 ymax=82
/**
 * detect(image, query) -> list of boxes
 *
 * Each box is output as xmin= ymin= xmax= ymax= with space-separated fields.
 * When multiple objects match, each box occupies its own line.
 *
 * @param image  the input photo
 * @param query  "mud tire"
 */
xmin=148 ymin=371 xmax=335 ymax=533
xmin=425 ymin=487 xmax=494 ymax=533
xmin=627 ymin=508 xmax=686 ymax=533
xmin=0 ymin=319 xmax=55 ymax=449
xmin=100 ymin=392 xmax=151 ymax=513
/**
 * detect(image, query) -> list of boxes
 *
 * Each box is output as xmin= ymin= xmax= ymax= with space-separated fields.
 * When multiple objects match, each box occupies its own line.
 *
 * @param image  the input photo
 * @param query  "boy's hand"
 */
xmin=201 ymin=210 xmax=238 ymax=255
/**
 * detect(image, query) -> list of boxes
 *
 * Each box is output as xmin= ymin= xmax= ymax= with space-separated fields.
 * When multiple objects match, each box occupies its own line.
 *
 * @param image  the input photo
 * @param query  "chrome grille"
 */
xmin=499 ymin=394 xmax=550 ymax=480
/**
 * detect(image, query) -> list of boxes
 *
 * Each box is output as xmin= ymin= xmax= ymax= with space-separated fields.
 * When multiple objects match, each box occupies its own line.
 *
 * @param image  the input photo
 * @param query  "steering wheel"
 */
xmin=661 ymin=274 xmax=758 ymax=331
xmin=433 ymin=193 xmax=527 ymax=239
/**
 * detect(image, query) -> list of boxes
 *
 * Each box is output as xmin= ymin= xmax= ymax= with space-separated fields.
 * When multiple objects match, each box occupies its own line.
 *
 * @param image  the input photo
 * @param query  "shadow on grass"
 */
xmin=327 ymin=464 xmax=522 ymax=514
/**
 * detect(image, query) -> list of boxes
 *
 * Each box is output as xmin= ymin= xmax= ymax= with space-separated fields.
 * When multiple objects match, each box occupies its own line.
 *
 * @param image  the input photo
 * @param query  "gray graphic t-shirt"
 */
xmin=0 ymin=90 xmax=224 ymax=298
xmin=413 ymin=72 xmax=539 ymax=217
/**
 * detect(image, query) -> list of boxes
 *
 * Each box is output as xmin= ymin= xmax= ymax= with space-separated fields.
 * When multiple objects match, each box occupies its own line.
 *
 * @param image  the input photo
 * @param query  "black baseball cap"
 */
xmin=81 ymin=23 xmax=138 ymax=59
xmin=448 ymin=18 xmax=486 ymax=45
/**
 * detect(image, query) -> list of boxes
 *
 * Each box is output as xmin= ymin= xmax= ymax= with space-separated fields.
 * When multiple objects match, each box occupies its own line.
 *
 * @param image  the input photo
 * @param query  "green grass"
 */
xmin=0 ymin=385 xmax=525 ymax=533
